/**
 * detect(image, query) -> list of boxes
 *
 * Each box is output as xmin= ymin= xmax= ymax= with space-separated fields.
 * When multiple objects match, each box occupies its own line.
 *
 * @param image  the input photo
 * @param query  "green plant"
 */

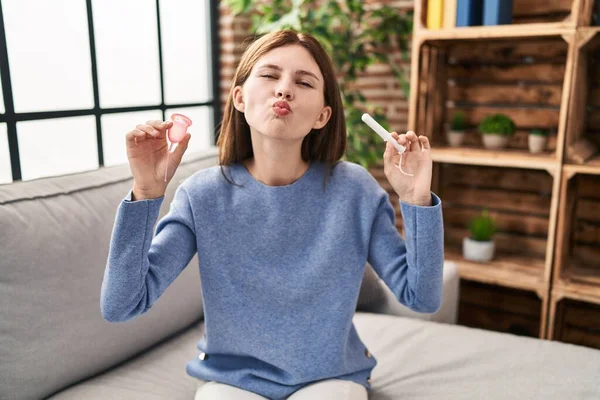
xmin=450 ymin=111 xmax=466 ymax=131
xmin=225 ymin=0 xmax=413 ymax=169
xmin=530 ymin=128 xmax=549 ymax=136
xmin=478 ymin=113 xmax=516 ymax=136
xmin=469 ymin=209 xmax=496 ymax=242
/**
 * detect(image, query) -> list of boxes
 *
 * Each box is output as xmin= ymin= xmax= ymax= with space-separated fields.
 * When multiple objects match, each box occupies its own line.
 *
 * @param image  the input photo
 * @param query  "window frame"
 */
xmin=0 ymin=0 xmax=221 ymax=182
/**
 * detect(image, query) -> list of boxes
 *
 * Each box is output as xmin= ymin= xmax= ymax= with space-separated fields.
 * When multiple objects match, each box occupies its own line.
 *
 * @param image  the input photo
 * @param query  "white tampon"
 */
xmin=361 ymin=113 xmax=406 ymax=154
xmin=361 ymin=113 xmax=414 ymax=176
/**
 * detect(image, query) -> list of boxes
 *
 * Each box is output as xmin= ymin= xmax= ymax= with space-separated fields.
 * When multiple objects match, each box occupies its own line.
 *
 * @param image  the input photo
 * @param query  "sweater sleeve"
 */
xmin=100 ymin=185 xmax=197 ymax=322
xmin=367 ymin=192 xmax=444 ymax=313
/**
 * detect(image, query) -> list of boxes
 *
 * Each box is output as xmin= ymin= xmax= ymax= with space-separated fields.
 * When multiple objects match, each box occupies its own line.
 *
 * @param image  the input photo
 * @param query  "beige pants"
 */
xmin=194 ymin=378 xmax=368 ymax=400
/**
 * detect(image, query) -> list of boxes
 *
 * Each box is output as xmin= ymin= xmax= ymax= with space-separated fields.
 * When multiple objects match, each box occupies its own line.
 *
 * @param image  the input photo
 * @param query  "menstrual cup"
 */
xmin=164 ymin=113 xmax=193 ymax=182
xmin=168 ymin=113 xmax=193 ymax=146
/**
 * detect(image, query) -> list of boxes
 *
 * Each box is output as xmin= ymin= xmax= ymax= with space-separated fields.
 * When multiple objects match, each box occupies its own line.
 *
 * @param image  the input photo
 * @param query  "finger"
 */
xmin=136 ymin=124 xmax=161 ymax=138
xmin=384 ymin=140 xmax=392 ymax=163
xmin=419 ymin=135 xmax=431 ymax=151
xmin=406 ymin=131 xmax=418 ymax=147
xmin=397 ymin=133 xmax=408 ymax=148
xmin=136 ymin=124 xmax=159 ymax=137
xmin=384 ymin=140 xmax=399 ymax=170
xmin=173 ymin=133 xmax=192 ymax=164
xmin=126 ymin=128 xmax=150 ymax=144
xmin=390 ymin=132 xmax=404 ymax=152
xmin=147 ymin=120 xmax=173 ymax=133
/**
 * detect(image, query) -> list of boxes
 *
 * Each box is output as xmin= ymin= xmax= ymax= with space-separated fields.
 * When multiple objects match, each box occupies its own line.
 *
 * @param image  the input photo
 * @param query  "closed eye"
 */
xmin=260 ymin=74 xmax=313 ymax=88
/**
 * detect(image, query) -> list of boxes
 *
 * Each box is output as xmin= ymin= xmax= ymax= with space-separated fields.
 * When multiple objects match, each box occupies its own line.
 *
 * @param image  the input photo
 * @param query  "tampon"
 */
xmin=361 ymin=113 xmax=414 ymax=176
xmin=361 ymin=113 xmax=406 ymax=154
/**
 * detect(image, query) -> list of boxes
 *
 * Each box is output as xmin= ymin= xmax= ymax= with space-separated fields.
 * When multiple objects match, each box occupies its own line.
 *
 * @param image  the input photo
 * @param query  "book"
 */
xmin=456 ymin=0 xmax=483 ymax=27
xmin=427 ymin=0 xmax=444 ymax=30
xmin=483 ymin=0 xmax=513 ymax=25
xmin=444 ymin=0 xmax=458 ymax=29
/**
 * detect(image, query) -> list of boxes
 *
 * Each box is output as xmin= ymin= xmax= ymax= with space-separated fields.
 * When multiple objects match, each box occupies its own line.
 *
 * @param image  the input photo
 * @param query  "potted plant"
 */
xmin=528 ymin=129 xmax=549 ymax=153
xmin=447 ymin=111 xmax=466 ymax=147
xmin=463 ymin=209 xmax=496 ymax=262
xmin=478 ymin=113 xmax=516 ymax=149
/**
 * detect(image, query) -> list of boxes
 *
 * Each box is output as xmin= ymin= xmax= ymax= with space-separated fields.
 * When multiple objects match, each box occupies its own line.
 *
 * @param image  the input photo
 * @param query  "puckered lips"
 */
xmin=273 ymin=101 xmax=291 ymax=117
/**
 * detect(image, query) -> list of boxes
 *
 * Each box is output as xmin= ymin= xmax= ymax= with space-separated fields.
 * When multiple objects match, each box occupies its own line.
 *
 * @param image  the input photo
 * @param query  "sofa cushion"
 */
xmin=47 ymin=312 xmax=600 ymax=400
xmin=0 ymin=149 xmax=218 ymax=400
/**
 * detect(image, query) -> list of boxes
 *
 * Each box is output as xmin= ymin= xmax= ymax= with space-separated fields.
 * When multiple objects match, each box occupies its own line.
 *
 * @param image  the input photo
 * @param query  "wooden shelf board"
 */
xmin=553 ymin=279 xmax=600 ymax=305
xmin=555 ymin=264 xmax=600 ymax=304
xmin=416 ymin=23 xmax=573 ymax=42
xmin=431 ymin=146 xmax=558 ymax=171
xmin=445 ymin=247 xmax=546 ymax=294
xmin=564 ymin=156 xmax=600 ymax=175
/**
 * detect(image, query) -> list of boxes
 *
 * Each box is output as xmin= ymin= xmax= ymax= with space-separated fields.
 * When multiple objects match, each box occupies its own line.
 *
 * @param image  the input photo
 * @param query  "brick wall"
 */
xmin=217 ymin=0 xmax=414 ymax=135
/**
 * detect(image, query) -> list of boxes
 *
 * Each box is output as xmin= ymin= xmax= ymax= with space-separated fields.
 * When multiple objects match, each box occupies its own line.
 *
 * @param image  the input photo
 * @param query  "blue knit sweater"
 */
xmin=101 ymin=160 xmax=444 ymax=399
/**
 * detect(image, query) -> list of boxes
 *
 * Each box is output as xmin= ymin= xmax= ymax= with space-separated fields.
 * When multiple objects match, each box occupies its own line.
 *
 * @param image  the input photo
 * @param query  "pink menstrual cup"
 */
xmin=164 ymin=113 xmax=193 ymax=182
xmin=168 ymin=113 xmax=193 ymax=145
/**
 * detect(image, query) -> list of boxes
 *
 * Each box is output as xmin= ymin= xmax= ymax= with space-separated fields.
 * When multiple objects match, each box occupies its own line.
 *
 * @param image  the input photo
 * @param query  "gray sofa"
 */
xmin=2 ymin=147 xmax=599 ymax=400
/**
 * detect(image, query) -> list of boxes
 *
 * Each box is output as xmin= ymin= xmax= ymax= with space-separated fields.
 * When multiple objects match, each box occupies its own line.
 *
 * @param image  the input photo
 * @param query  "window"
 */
xmin=0 ymin=0 xmax=220 ymax=184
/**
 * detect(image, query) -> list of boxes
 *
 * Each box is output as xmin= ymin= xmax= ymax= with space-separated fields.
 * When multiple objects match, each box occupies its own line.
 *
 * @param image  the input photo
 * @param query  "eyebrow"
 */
xmin=256 ymin=64 xmax=320 ymax=82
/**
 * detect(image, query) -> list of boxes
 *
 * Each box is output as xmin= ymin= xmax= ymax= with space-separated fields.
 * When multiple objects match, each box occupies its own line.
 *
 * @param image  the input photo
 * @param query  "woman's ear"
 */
xmin=232 ymin=86 xmax=245 ymax=113
xmin=313 ymin=106 xmax=332 ymax=129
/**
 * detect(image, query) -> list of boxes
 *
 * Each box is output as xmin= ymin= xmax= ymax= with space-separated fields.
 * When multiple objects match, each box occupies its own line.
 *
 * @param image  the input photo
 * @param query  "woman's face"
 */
xmin=233 ymin=45 xmax=332 ymax=141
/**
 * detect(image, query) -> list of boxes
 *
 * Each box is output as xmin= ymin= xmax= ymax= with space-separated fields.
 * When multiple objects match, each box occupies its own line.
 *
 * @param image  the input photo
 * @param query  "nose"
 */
xmin=275 ymin=79 xmax=293 ymax=101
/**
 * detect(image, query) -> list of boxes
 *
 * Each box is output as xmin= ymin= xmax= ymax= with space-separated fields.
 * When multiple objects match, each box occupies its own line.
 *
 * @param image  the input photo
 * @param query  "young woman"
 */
xmin=101 ymin=29 xmax=444 ymax=400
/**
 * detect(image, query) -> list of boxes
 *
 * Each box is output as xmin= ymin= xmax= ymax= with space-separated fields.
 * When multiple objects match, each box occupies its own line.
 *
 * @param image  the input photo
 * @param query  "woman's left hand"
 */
xmin=383 ymin=131 xmax=433 ymax=206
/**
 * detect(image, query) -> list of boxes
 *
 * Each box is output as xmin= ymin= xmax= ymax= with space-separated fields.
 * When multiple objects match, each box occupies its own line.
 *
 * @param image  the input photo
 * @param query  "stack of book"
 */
xmin=427 ymin=0 xmax=512 ymax=29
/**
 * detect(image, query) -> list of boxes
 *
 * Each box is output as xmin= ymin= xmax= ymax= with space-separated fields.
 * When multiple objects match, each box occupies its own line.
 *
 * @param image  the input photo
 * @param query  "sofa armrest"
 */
xmin=374 ymin=261 xmax=460 ymax=324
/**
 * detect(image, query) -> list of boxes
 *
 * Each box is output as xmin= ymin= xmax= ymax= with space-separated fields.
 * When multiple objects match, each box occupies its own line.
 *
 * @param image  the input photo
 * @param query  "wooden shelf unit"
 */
xmin=407 ymin=0 xmax=599 ymax=342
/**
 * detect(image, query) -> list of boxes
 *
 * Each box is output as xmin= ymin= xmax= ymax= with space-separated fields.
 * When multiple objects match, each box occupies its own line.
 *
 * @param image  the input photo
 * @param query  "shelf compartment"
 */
xmin=554 ymin=172 xmax=600 ymax=294
xmin=438 ymin=164 xmax=554 ymax=293
xmin=410 ymin=35 xmax=572 ymax=172
xmin=446 ymin=248 xmax=546 ymax=294
xmin=415 ymin=0 xmax=594 ymax=41
xmin=458 ymin=280 xmax=543 ymax=338
xmin=564 ymin=27 xmax=600 ymax=172
xmin=548 ymin=293 xmax=600 ymax=349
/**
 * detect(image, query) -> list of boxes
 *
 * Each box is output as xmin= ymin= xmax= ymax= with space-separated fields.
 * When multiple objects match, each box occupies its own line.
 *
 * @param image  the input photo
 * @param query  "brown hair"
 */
xmin=216 ymin=29 xmax=346 ymax=190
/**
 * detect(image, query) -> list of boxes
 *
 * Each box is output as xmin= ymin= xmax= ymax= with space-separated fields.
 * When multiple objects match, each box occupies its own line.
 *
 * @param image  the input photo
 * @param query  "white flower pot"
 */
xmin=447 ymin=130 xmax=465 ymax=147
xmin=482 ymin=134 xmax=509 ymax=149
xmin=463 ymin=237 xmax=495 ymax=262
xmin=528 ymin=134 xmax=547 ymax=153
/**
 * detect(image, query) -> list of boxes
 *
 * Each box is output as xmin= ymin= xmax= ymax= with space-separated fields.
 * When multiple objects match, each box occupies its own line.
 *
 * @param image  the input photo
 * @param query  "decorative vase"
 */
xmin=447 ymin=130 xmax=465 ymax=147
xmin=483 ymin=0 xmax=513 ymax=26
xmin=463 ymin=237 xmax=495 ymax=262
xmin=482 ymin=134 xmax=509 ymax=149
xmin=528 ymin=134 xmax=547 ymax=153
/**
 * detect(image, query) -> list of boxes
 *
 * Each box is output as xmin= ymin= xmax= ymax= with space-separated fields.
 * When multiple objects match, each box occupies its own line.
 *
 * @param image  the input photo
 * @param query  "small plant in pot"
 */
xmin=478 ymin=113 xmax=516 ymax=149
xmin=463 ymin=209 xmax=496 ymax=262
xmin=446 ymin=111 xmax=466 ymax=147
xmin=528 ymin=128 xmax=549 ymax=153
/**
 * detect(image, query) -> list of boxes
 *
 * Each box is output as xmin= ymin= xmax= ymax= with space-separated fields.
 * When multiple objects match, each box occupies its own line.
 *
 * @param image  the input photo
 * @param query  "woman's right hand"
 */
xmin=125 ymin=120 xmax=192 ymax=200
